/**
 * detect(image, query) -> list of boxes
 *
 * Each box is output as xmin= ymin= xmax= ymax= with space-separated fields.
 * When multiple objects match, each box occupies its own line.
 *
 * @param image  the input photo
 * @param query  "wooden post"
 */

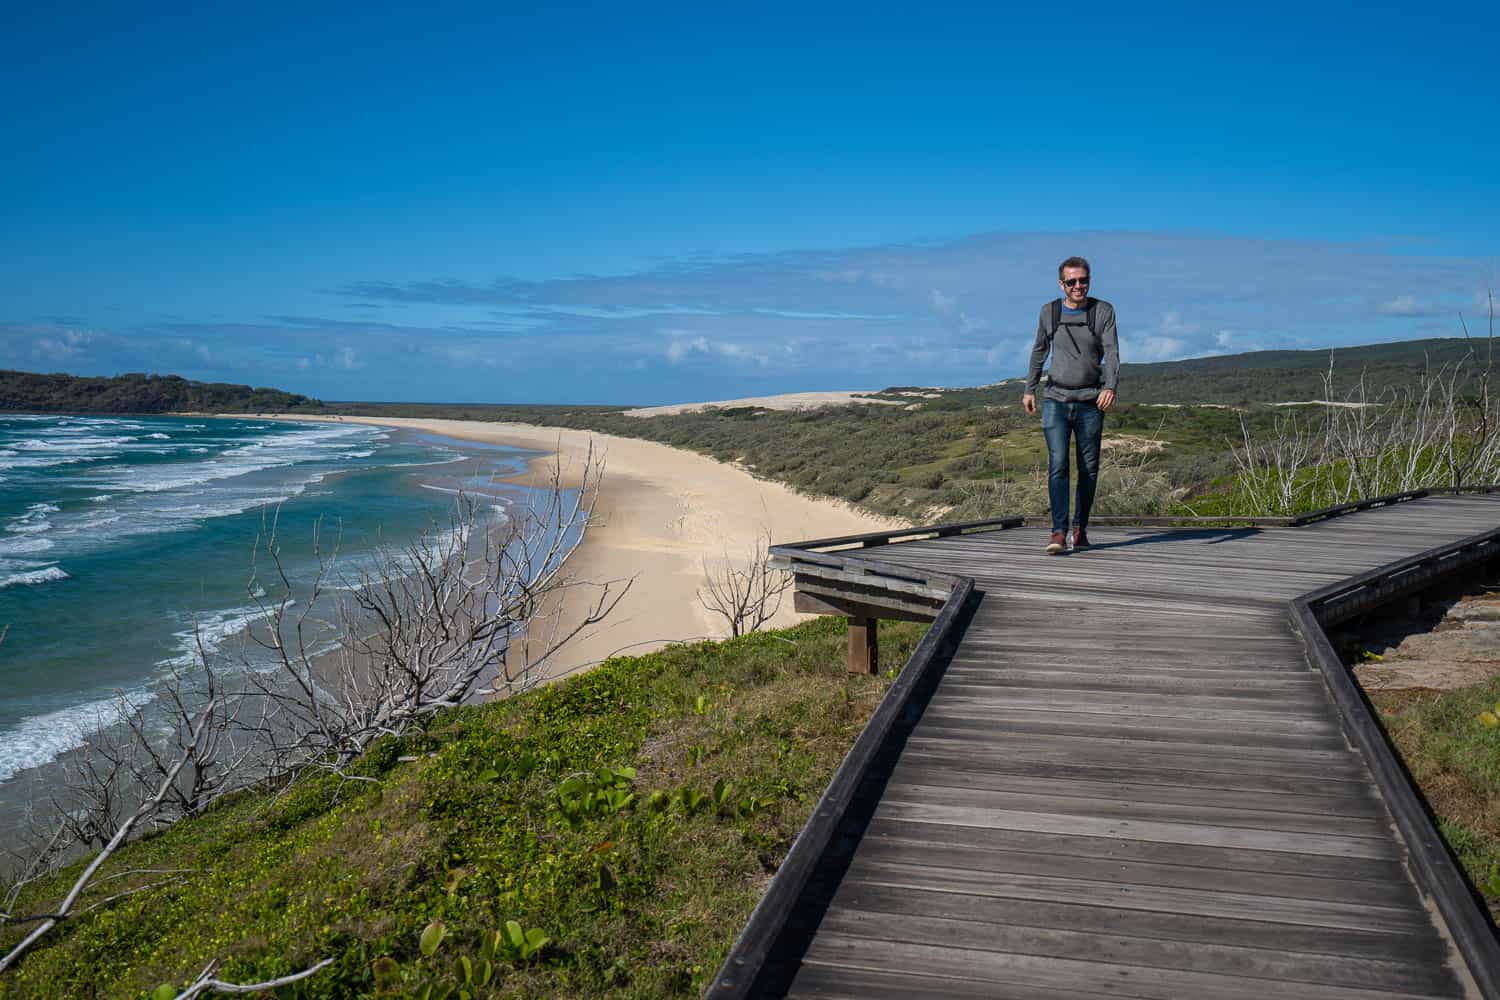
xmin=848 ymin=616 xmax=878 ymax=675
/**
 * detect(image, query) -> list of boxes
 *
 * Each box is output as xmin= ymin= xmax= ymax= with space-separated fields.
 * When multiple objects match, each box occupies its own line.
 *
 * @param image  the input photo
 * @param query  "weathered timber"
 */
xmin=711 ymin=492 xmax=1500 ymax=999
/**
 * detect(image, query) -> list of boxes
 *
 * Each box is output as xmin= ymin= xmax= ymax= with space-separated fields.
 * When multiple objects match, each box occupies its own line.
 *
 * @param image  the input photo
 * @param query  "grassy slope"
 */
xmin=1370 ymin=681 xmax=1500 ymax=918
xmin=0 ymin=618 xmax=925 ymax=999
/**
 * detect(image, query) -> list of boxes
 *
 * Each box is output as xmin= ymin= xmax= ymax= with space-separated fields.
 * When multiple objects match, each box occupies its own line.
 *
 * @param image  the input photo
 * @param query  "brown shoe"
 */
xmin=1046 ymin=531 xmax=1066 ymax=554
xmin=1071 ymin=528 xmax=1091 ymax=550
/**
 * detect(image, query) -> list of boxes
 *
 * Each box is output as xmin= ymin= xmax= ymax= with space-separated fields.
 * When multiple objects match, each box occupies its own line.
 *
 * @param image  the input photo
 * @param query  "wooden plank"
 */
xmin=930 ymin=685 xmax=1343 ymax=723
xmin=799 ymin=934 xmax=1448 ymax=999
xmin=892 ymin=748 xmax=1375 ymax=797
xmin=841 ymin=857 xmax=1424 ymax=932
xmin=822 ymin=882 xmax=1448 ymax=966
xmin=936 ymin=667 xmax=1324 ymax=696
xmin=785 ymin=962 xmax=1122 ymax=1000
xmin=869 ymin=801 xmax=1398 ymax=859
xmin=905 ymin=730 xmax=1365 ymax=771
xmin=915 ymin=707 xmax=1348 ymax=751
xmin=793 ymin=589 xmax=935 ymax=623
xmin=813 ymin=908 xmax=1458 ymax=995
xmin=852 ymin=837 xmax=1416 ymax=907
xmin=847 ymin=616 xmax=877 ymax=675
xmin=886 ymin=761 xmax=1383 ymax=818
xmin=880 ymin=781 xmax=1394 ymax=840
xmin=930 ymin=693 xmax=1342 ymax=730
xmin=918 ymin=716 xmax=1344 ymax=755
xmin=863 ymin=819 xmax=1410 ymax=883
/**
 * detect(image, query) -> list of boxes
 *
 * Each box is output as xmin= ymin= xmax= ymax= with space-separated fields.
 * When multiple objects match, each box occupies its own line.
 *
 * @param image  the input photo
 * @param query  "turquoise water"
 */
xmin=0 ymin=414 xmax=549 ymax=792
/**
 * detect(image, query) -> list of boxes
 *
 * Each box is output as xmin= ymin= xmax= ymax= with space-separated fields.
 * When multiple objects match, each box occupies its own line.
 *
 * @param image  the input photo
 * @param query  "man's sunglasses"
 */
xmin=1062 ymin=277 xmax=1090 ymax=288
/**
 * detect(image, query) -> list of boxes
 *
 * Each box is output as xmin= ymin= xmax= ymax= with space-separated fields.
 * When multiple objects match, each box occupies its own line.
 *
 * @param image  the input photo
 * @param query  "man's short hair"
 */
xmin=1058 ymin=256 xmax=1091 ymax=279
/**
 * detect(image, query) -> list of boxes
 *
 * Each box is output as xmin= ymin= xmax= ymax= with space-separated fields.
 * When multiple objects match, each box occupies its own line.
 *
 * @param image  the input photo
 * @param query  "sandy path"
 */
xmin=260 ymin=416 xmax=907 ymax=682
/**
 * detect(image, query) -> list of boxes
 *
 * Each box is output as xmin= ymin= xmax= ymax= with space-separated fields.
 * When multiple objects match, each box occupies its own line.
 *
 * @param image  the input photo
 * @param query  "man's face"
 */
xmin=1059 ymin=267 xmax=1090 ymax=307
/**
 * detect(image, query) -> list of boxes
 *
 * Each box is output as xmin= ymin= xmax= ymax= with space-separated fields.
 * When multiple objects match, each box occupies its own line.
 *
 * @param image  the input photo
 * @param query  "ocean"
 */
xmin=0 ymin=414 xmax=552 ymax=829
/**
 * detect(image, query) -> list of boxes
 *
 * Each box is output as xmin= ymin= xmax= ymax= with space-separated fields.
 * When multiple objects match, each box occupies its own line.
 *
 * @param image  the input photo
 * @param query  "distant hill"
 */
xmin=869 ymin=336 xmax=1493 ymax=409
xmin=1116 ymin=336 xmax=1489 ymax=404
xmin=0 ymin=370 xmax=322 ymax=414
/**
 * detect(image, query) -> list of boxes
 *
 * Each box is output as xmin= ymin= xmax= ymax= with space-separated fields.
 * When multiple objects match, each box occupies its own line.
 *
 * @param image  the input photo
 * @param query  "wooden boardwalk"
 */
xmin=714 ymin=493 xmax=1500 ymax=999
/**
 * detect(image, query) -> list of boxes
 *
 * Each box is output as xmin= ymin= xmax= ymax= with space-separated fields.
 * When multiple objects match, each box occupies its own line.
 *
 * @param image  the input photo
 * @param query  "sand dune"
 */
xmin=621 ymin=390 xmax=902 ymax=417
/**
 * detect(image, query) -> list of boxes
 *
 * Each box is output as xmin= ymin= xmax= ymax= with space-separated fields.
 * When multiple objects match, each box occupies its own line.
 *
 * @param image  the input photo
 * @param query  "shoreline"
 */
xmin=235 ymin=415 xmax=909 ymax=683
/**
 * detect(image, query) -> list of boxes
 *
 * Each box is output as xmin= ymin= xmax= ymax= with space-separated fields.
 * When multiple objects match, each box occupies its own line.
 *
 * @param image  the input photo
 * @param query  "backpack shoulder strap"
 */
xmin=1085 ymin=298 xmax=1098 ymax=335
xmin=1048 ymin=298 xmax=1062 ymax=335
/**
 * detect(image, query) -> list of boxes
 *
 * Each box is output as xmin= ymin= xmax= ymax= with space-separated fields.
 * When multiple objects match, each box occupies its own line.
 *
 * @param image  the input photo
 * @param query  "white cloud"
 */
xmin=1159 ymin=311 xmax=1200 ymax=336
xmin=175 ymin=338 xmax=211 ymax=362
xmin=1380 ymin=295 xmax=1425 ymax=316
xmin=32 ymin=329 xmax=92 ymax=362
xmin=1127 ymin=335 xmax=1187 ymax=362
xmin=663 ymin=332 xmax=769 ymax=367
xmin=715 ymin=341 xmax=771 ymax=367
xmin=1214 ymin=330 xmax=1234 ymax=349
xmin=665 ymin=335 xmax=709 ymax=362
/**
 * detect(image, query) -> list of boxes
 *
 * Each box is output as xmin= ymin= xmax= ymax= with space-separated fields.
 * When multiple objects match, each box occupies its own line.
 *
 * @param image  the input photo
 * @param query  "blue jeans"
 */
xmin=1042 ymin=398 xmax=1104 ymax=533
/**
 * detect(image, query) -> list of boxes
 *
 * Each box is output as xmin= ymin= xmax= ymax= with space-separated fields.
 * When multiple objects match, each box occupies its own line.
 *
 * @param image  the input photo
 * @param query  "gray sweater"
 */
xmin=1024 ymin=298 xmax=1121 ymax=402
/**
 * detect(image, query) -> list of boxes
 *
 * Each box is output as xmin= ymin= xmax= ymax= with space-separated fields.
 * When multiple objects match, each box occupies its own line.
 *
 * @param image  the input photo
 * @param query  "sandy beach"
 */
xmin=259 ymin=416 xmax=908 ymax=682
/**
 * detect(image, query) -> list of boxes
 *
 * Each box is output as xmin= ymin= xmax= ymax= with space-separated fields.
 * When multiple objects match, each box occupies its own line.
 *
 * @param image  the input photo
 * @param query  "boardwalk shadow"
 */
xmin=751 ymin=588 xmax=982 ymax=996
xmin=1080 ymin=526 xmax=1264 ymax=551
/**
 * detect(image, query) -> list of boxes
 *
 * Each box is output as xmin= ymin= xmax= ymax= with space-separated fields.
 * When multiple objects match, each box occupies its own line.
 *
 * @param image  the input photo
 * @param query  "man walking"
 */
xmin=1023 ymin=257 xmax=1120 ymax=554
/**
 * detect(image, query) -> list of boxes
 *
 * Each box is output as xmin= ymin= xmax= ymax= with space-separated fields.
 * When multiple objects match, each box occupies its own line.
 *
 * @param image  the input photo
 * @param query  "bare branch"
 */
xmin=172 ymin=956 xmax=335 ymax=998
xmin=0 ymin=703 xmax=214 ymax=973
xmin=697 ymin=526 xmax=793 ymax=638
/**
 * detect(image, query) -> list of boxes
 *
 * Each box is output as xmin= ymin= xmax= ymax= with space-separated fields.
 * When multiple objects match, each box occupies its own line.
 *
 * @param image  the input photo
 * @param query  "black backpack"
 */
xmin=1046 ymin=297 xmax=1100 ymax=338
xmin=1040 ymin=297 xmax=1102 ymax=390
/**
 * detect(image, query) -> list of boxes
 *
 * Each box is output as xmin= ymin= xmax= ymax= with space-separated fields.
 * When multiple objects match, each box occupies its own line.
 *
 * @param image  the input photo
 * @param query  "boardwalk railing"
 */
xmin=1294 ymin=526 xmax=1500 ymax=998
xmin=709 ymin=489 xmax=1500 ymax=999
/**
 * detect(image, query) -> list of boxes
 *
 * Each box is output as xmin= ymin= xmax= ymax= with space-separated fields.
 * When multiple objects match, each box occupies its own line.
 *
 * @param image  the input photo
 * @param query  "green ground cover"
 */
xmin=0 ymin=617 xmax=925 ymax=999
xmin=1370 ymin=679 xmax=1500 ymax=919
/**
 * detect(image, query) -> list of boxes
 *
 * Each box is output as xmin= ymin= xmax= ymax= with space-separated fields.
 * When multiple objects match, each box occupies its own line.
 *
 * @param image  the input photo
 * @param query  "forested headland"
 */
xmin=0 ymin=370 xmax=322 ymax=414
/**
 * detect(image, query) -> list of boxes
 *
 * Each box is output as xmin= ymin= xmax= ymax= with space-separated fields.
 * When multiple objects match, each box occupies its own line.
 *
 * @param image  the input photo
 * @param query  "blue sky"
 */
xmin=2 ymin=1 xmax=1496 ymax=404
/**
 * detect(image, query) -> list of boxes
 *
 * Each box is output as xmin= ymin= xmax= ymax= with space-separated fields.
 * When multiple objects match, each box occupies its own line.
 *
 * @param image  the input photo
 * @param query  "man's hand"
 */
xmin=1097 ymin=389 xmax=1116 ymax=412
xmin=1023 ymin=393 xmax=1037 ymax=416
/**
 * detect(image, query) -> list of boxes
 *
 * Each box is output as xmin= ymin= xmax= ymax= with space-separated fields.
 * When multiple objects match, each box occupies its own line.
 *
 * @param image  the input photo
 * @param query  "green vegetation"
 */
xmin=323 ymin=396 xmax=1267 ymax=521
xmin=1115 ymin=337 xmax=1483 ymax=404
xmin=1370 ymin=680 xmax=1500 ymax=919
xmin=0 ymin=371 xmax=321 ymax=414
xmin=310 ymin=338 xmax=1491 ymax=521
xmin=0 ymin=617 xmax=925 ymax=998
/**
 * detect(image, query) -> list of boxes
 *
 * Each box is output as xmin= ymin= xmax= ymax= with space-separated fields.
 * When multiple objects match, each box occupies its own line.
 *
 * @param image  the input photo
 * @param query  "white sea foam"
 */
xmin=0 ymin=565 xmax=69 ymax=589
xmin=99 ymin=424 xmax=373 ymax=493
xmin=72 ymin=514 xmax=122 ymax=532
xmin=0 ymin=536 xmax=54 ymax=556
xmin=0 ymin=454 xmax=96 ymax=470
xmin=0 ymin=686 xmax=155 ymax=784
xmin=161 ymin=602 xmax=290 ymax=671
xmin=6 ymin=504 xmax=56 ymax=536
xmin=146 ymin=433 xmax=170 ymax=440
xmin=341 ymin=450 xmax=374 ymax=458
xmin=13 ymin=435 xmax=135 ymax=453
xmin=89 ymin=494 xmax=113 ymax=503
xmin=384 ymin=455 xmax=466 ymax=469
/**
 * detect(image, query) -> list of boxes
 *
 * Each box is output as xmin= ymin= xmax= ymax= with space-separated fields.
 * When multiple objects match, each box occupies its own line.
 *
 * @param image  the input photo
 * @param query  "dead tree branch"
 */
xmin=698 ymin=526 xmax=792 ymax=638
